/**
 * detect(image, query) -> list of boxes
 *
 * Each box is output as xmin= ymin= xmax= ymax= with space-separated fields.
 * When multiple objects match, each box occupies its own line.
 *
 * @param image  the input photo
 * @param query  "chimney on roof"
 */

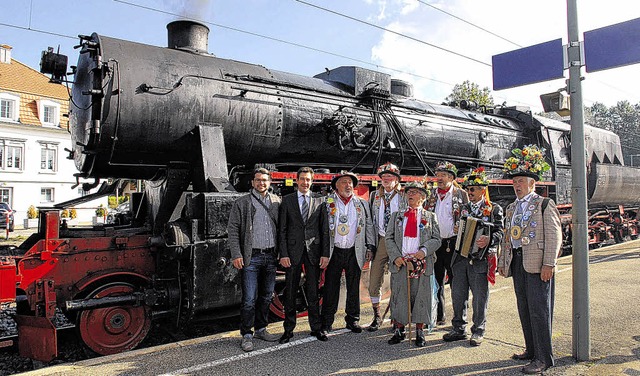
xmin=0 ymin=45 xmax=12 ymax=64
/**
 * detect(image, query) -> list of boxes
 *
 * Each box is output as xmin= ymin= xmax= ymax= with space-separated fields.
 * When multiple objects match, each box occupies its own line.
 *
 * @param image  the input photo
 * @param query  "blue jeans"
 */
xmin=240 ymin=252 xmax=277 ymax=335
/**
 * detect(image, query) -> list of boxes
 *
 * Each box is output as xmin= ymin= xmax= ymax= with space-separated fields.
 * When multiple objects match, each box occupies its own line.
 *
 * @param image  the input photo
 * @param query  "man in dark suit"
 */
xmin=278 ymin=167 xmax=330 ymax=343
xmin=443 ymin=167 xmax=504 ymax=346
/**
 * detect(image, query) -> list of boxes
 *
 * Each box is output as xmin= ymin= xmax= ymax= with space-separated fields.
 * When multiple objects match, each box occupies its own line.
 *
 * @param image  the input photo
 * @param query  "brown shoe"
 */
xmin=512 ymin=351 xmax=534 ymax=361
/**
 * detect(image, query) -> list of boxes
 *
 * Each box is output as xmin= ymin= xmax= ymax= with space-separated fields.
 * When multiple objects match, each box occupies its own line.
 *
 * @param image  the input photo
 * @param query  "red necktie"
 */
xmin=404 ymin=208 xmax=418 ymax=238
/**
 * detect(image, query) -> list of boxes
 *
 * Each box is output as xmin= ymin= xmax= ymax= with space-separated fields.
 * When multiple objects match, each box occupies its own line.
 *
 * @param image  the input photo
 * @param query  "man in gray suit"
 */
xmin=386 ymin=181 xmax=440 ymax=347
xmin=228 ymin=168 xmax=282 ymax=352
xmin=278 ymin=167 xmax=330 ymax=343
xmin=321 ymin=171 xmax=375 ymax=335
xmin=498 ymin=145 xmax=562 ymax=374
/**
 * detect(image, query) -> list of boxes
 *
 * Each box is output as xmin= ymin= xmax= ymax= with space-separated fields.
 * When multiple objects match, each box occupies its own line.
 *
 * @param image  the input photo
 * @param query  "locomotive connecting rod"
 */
xmin=65 ymin=293 xmax=144 ymax=312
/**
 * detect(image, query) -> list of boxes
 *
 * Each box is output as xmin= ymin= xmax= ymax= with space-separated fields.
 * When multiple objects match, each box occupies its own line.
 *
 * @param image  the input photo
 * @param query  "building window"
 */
xmin=38 ymin=99 xmax=60 ymax=127
xmin=0 ymin=188 xmax=11 ymax=205
xmin=40 ymin=144 xmax=57 ymax=172
xmin=41 ymin=188 xmax=54 ymax=203
xmin=0 ymin=93 xmax=20 ymax=122
xmin=78 ymin=188 xmax=90 ymax=197
xmin=0 ymin=140 xmax=24 ymax=171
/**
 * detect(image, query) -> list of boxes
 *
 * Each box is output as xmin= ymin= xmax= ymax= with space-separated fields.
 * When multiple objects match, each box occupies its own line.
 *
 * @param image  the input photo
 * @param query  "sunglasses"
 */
xmin=464 ymin=186 xmax=483 ymax=192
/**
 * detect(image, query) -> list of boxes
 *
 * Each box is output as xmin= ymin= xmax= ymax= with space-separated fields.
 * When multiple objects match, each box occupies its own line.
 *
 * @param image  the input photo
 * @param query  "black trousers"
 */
xmin=511 ymin=251 xmax=555 ymax=367
xmin=283 ymin=251 xmax=322 ymax=333
xmin=434 ymin=237 xmax=455 ymax=321
xmin=321 ymin=246 xmax=361 ymax=330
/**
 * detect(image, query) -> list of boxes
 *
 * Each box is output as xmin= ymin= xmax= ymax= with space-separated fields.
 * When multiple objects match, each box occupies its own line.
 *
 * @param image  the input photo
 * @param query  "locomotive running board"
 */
xmin=14 ymin=315 xmax=57 ymax=362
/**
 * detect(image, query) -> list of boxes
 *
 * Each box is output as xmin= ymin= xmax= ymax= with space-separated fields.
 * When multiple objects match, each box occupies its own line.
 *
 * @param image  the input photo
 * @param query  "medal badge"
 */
xmin=521 ymin=236 xmax=530 ymax=245
xmin=337 ymin=223 xmax=350 ymax=236
xmin=510 ymin=225 xmax=522 ymax=240
xmin=339 ymin=214 xmax=348 ymax=223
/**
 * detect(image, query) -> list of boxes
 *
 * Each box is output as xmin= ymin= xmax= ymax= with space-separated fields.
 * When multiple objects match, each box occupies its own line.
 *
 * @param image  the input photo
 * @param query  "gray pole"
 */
xmin=567 ymin=0 xmax=590 ymax=361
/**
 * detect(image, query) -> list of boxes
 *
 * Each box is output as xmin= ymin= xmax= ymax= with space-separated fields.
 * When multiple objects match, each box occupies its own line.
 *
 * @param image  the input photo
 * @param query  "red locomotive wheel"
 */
xmin=77 ymin=282 xmax=151 ymax=355
xmin=269 ymin=268 xmax=325 ymax=321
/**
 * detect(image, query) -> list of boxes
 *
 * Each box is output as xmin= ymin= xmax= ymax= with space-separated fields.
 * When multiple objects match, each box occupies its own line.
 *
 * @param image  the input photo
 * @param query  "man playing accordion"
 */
xmin=385 ymin=181 xmax=441 ymax=347
xmin=443 ymin=167 xmax=504 ymax=346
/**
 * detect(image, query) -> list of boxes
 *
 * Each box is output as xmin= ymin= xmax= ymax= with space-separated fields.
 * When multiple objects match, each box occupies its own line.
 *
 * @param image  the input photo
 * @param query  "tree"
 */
xmin=588 ymin=100 xmax=640 ymax=165
xmin=444 ymin=80 xmax=494 ymax=107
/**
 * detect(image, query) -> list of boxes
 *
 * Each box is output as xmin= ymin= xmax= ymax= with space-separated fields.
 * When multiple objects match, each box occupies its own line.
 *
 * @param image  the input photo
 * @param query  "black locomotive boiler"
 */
xmin=1 ymin=20 xmax=638 ymax=361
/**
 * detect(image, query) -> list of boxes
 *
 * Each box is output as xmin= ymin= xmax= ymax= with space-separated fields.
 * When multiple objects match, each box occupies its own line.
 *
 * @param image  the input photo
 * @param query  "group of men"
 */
xmin=227 ymin=144 xmax=562 ymax=375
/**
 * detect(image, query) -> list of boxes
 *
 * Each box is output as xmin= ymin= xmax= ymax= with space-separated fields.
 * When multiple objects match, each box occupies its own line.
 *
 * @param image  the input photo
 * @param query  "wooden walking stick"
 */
xmin=406 ymin=260 xmax=413 ymax=346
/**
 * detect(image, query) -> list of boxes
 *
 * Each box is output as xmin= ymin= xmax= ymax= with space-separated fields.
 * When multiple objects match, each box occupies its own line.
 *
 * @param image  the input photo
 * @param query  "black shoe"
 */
xmin=436 ymin=319 xmax=447 ymax=326
xmin=310 ymin=331 xmax=328 ymax=341
xmin=388 ymin=329 xmax=406 ymax=344
xmin=346 ymin=322 xmax=363 ymax=333
xmin=367 ymin=315 xmax=382 ymax=332
xmin=442 ymin=330 xmax=468 ymax=342
xmin=512 ymin=351 xmax=534 ymax=361
xmin=522 ymin=359 xmax=549 ymax=374
xmin=279 ymin=331 xmax=293 ymax=344
xmin=415 ymin=329 xmax=426 ymax=347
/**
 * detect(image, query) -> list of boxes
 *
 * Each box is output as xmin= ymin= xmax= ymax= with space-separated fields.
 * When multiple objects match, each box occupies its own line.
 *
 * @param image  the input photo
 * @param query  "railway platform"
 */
xmin=17 ymin=240 xmax=640 ymax=376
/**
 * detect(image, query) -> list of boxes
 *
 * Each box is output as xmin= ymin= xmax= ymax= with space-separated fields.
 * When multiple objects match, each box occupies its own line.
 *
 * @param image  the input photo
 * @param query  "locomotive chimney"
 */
xmin=167 ymin=20 xmax=210 ymax=53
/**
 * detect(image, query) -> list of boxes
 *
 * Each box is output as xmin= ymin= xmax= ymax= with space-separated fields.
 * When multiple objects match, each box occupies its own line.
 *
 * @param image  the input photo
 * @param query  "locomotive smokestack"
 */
xmin=167 ymin=20 xmax=210 ymax=53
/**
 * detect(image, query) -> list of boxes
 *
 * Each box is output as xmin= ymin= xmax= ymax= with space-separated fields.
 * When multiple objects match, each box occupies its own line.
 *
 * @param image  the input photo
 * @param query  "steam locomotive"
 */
xmin=1 ymin=20 xmax=638 ymax=362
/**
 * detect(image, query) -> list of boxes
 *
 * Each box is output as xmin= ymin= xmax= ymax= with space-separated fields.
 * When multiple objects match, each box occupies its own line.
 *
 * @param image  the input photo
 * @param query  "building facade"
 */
xmin=0 ymin=44 xmax=106 ymax=226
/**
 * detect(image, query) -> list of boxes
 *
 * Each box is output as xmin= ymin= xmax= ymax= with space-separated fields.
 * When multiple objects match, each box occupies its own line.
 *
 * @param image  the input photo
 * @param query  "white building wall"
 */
xmin=0 ymin=122 xmax=108 ymax=226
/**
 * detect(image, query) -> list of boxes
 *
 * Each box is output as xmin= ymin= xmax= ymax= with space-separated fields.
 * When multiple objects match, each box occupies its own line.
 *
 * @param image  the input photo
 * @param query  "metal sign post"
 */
xmin=567 ymin=0 xmax=590 ymax=361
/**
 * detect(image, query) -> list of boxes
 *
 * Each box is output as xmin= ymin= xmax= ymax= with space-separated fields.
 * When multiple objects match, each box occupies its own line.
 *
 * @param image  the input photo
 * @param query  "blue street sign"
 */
xmin=492 ymin=39 xmax=564 ymax=90
xmin=584 ymin=17 xmax=640 ymax=73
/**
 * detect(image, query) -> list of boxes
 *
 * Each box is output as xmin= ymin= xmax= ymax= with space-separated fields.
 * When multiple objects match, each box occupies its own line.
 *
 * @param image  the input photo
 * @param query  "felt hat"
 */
xmin=331 ymin=170 xmax=359 ymax=190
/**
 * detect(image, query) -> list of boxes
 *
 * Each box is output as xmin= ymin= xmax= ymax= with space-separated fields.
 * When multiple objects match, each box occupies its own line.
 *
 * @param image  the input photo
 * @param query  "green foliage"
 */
xmin=587 ymin=100 xmax=640 ymax=166
xmin=95 ymin=204 xmax=107 ymax=217
xmin=27 ymin=205 xmax=38 ymax=219
xmin=108 ymin=195 xmax=129 ymax=209
xmin=70 ymin=208 xmax=78 ymax=219
xmin=444 ymin=80 xmax=494 ymax=107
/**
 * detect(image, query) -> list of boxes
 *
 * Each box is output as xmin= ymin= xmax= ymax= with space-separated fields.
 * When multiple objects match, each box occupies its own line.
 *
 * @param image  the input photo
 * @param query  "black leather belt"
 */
xmin=513 ymin=247 xmax=523 ymax=256
xmin=334 ymin=246 xmax=355 ymax=251
xmin=252 ymin=247 xmax=274 ymax=255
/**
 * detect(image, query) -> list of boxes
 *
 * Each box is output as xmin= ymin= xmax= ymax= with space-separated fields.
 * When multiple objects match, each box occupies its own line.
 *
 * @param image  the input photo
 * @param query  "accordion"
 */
xmin=454 ymin=216 xmax=492 ymax=260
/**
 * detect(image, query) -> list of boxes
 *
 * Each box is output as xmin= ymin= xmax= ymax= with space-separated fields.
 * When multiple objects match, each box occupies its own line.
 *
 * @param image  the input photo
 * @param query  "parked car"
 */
xmin=106 ymin=201 xmax=131 ymax=225
xmin=0 ymin=202 xmax=15 ymax=232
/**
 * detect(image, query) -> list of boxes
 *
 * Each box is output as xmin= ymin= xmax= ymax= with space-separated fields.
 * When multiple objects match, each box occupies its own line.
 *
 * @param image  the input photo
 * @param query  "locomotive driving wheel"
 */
xmin=269 ymin=267 xmax=325 ymax=321
xmin=77 ymin=282 xmax=151 ymax=355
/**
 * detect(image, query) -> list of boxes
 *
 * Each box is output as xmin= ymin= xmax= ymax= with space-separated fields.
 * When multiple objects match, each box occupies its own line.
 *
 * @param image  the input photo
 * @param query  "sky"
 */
xmin=2 ymin=0 xmax=640 ymax=113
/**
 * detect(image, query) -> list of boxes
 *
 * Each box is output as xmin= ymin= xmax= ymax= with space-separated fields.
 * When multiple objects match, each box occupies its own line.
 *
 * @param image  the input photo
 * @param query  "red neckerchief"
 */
xmin=338 ymin=194 xmax=352 ymax=206
xmin=404 ymin=208 xmax=418 ymax=238
xmin=437 ymin=186 xmax=450 ymax=201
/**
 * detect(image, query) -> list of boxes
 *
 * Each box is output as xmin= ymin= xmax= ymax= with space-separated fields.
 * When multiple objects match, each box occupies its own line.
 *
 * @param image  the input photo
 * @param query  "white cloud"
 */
xmin=369 ymin=0 xmax=640 ymax=111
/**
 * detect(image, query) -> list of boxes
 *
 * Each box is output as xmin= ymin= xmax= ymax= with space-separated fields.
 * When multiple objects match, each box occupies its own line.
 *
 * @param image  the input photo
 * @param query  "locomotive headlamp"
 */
xmin=40 ymin=46 xmax=68 ymax=83
xmin=540 ymin=90 xmax=570 ymax=116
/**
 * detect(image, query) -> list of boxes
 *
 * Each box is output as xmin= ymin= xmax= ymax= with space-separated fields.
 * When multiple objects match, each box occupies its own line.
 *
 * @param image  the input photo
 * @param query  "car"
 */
xmin=106 ymin=201 xmax=131 ymax=225
xmin=0 ymin=202 xmax=15 ymax=232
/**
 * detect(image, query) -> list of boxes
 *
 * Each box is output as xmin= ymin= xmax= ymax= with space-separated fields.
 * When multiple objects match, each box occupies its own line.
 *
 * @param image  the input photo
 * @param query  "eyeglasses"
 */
xmin=464 ymin=186 xmax=483 ymax=192
xmin=253 ymin=178 xmax=270 ymax=183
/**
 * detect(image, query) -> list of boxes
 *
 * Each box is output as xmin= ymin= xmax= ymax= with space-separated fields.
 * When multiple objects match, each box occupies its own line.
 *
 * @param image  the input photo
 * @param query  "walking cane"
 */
xmin=406 ymin=260 xmax=413 ymax=346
